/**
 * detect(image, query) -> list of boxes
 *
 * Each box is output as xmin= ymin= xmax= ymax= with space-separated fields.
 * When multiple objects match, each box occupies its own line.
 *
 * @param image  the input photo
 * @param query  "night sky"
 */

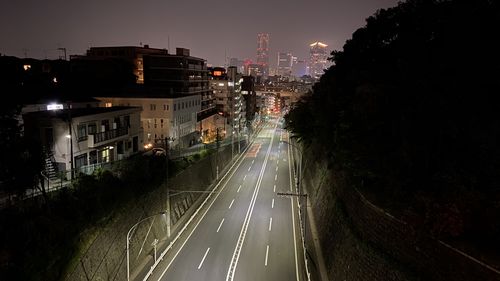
xmin=1 ymin=0 xmax=398 ymax=67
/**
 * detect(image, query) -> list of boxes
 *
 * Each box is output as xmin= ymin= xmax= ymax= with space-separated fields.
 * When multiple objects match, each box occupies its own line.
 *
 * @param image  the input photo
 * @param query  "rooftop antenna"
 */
xmin=58 ymin=47 xmax=67 ymax=60
xmin=168 ymin=35 xmax=170 ymax=53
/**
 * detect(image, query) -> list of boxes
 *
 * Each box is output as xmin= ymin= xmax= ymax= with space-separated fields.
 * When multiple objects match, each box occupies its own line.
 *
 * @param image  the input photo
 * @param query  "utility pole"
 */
xmin=277 ymin=192 xmax=308 ymax=261
xmin=67 ymin=101 xmax=74 ymax=181
xmin=164 ymin=137 xmax=171 ymax=237
xmin=58 ymin=47 xmax=67 ymax=61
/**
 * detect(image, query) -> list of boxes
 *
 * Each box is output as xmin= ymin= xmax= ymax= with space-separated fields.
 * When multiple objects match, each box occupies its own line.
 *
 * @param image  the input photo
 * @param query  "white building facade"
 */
xmin=96 ymin=95 xmax=201 ymax=149
xmin=23 ymin=106 xmax=143 ymax=176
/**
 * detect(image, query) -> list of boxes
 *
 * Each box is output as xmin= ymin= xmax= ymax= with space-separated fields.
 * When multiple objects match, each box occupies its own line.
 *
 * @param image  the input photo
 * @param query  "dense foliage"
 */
xmin=285 ymin=0 xmax=500 ymax=252
xmin=0 ymin=155 xmax=167 ymax=281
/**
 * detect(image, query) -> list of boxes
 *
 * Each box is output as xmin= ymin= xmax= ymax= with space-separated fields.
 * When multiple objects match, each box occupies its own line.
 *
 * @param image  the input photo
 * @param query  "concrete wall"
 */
xmin=65 ymin=140 xmax=244 ymax=281
xmin=297 ymin=145 xmax=500 ymax=281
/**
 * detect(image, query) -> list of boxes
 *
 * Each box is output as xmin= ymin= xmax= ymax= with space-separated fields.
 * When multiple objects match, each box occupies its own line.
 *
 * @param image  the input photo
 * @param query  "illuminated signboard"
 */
xmin=213 ymin=70 xmax=223 ymax=76
xmin=47 ymin=103 xmax=64 ymax=110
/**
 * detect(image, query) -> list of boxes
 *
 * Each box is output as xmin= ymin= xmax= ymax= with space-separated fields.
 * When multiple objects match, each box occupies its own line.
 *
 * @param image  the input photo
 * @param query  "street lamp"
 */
xmin=279 ymin=138 xmax=311 ymax=281
xmin=281 ymin=140 xmax=302 ymax=195
xmin=280 ymin=139 xmax=307 ymax=242
xmin=126 ymin=211 xmax=167 ymax=281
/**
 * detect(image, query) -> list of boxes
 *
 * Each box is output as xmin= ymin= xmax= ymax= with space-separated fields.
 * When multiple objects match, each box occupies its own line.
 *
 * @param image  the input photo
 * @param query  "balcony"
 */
xmin=88 ymin=127 xmax=129 ymax=148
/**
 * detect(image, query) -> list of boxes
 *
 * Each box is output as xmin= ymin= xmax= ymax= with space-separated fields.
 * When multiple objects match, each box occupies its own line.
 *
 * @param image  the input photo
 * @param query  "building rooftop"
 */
xmin=23 ymin=106 xmax=141 ymax=119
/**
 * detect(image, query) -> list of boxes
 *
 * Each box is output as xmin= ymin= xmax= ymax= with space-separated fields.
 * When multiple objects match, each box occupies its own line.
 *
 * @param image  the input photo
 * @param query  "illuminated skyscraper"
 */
xmin=308 ymin=42 xmax=329 ymax=79
xmin=256 ymin=33 xmax=270 ymax=77
xmin=277 ymin=52 xmax=293 ymax=77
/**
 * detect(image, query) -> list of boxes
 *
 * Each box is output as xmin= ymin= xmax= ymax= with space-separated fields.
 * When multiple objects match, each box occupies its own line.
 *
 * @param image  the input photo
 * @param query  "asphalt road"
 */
xmin=149 ymin=116 xmax=304 ymax=281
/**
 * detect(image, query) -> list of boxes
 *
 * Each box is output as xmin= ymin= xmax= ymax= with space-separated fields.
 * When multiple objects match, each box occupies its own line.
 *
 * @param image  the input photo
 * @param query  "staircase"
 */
xmin=44 ymin=150 xmax=58 ymax=180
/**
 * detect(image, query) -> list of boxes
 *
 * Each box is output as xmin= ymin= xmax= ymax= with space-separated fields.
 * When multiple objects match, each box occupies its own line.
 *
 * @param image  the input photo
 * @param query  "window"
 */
xmin=89 ymin=150 xmax=97 ymax=164
xmin=75 ymin=154 xmax=88 ymax=169
xmin=77 ymin=124 xmax=87 ymax=141
xmin=166 ymin=104 xmax=169 ymax=110
xmin=117 ymin=141 xmax=124 ymax=154
xmin=164 ymin=104 xmax=167 ymax=110
xmin=99 ymin=148 xmax=110 ymax=163
xmin=124 ymin=115 xmax=130 ymax=128
xmin=150 ymin=104 xmax=156 ymax=110
xmin=105 ymin=102 xmax=112 ymax=108
xmin=88 ymin=123 xmax=97 ymax=135
xmin=161 ymin=119 xmax=164 ymax=128
xmin=114 ymin=117 xmax=121 ymax=129
xmin=101 ymin=120 xmax=109 ymax=131
xmin=174 ymin=104 xmax=177 ymax=111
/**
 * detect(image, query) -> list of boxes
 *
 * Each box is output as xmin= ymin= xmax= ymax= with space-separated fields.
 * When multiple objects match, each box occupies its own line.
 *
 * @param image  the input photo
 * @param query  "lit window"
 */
xmin=23 ymin=64 xmax=31 ymax=71
xmin=105 ymin=103 xmax=112 ymax=108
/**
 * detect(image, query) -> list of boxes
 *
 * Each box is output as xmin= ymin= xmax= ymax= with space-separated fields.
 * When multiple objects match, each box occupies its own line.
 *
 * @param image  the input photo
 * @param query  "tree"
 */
xmin=286 ymin=0 xmax=500 ymax=240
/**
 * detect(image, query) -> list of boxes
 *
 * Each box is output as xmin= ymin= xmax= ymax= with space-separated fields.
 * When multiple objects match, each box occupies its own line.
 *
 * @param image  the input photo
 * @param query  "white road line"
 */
xmin=265 ymin=245 xmax=269 ymax=266
xmin=198 ymin=248 xmax=210 ymax=269
xmin=272 ymin=198 xmax=274 ymax=209
xmin=269 ymin=217 xmax=273 ymax=231
xmin=276 ymin=166 xmax=279 ymax=172
xmin=288 ymin=136 xmax=301 ymax=281
xmin=252 ymin=159 xmax=254 ymax=164
xmin=237 ymin=185 xmax=242 ymax=193
xmin=275 ymin=174 xmax=277 ymax=181
xmin=217 ymin=218 xmax=225 ymax=233
xmin=154 ymin=140 xmax=251 ymax=281
xmin=273 ymin=184 xmax=276 ymax=192
xmin=243 ymin=175 xmax=247 ymax=181
xmin=226 ymin=122 xmax=277 ymax=281
xmin=248 ymin=166 xmax=251 ymax=171
xmin=229 ymin=199 xmax=234 ymax=209
xmin=277 ymin=160 xmax=279 ymax=165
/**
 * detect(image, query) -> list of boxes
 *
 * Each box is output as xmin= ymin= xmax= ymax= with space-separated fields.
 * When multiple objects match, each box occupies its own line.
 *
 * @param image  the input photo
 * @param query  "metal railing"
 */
xmin=92 ymin=127 xmax=128 ymax=144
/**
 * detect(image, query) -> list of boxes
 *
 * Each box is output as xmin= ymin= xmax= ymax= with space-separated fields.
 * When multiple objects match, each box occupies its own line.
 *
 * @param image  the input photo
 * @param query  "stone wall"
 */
xmin=298 ymin=146 xmax=500 ymax=281
xmin=65 ymin=141 xmax=244 ymax=281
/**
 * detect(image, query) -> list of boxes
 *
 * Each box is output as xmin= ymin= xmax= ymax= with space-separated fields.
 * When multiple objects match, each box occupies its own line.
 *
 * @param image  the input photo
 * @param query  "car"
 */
xmin=152 ymin=148 xmax=166 ymax=156
xmin=144 ymin=147 xmax=166 ymax=156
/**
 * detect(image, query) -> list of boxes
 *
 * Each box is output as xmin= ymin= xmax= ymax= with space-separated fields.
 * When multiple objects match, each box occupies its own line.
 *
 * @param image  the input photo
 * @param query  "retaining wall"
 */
xmin=299 ymin=146 xmax=500 ymax=281
xmin=65 ymin=142 xmax=243 ymax=281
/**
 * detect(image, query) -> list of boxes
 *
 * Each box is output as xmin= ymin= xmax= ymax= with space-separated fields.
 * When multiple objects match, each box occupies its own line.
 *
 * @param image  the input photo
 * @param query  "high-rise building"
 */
xmin=229 ymin=58 xmax=245 ymax=74
xmin=77 ymin=45 xmax=215 ymax=148
xmin=277 ymin=52 xmax=293 ymax=77
xmin=256 ymin=33 xmax=270 ymax=77
xmin=209 ymin=66 xmax=244 ymax=138
xmin=84 ymin=45 xmax=168 ymax=84
xmin=308 ymin=42 xmax=329 ymax=79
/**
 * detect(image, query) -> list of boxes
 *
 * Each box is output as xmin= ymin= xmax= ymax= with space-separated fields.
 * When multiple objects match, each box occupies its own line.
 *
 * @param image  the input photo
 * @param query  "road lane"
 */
xmin=148 ymin=117 xmax=303 ymax=281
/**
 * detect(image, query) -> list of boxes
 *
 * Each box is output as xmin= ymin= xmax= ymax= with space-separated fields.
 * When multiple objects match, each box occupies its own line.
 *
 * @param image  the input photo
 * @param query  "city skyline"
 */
xmin=0 ymin=0 xmax=399 ymax=67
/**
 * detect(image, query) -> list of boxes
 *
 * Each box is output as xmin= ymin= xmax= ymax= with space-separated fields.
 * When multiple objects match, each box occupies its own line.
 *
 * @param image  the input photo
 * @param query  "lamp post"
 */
xmin=281 ymin=140 xmax=302 ymax=195
xmin=280 ymin=140 xmax=307 ymax=245
xmin=164 ymin=137 xmax=174 ymax=238
xmin=126 ymin=211 xmax=167 ymax=281
xmin=67 ymin=101 xmax=74 ymax=181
